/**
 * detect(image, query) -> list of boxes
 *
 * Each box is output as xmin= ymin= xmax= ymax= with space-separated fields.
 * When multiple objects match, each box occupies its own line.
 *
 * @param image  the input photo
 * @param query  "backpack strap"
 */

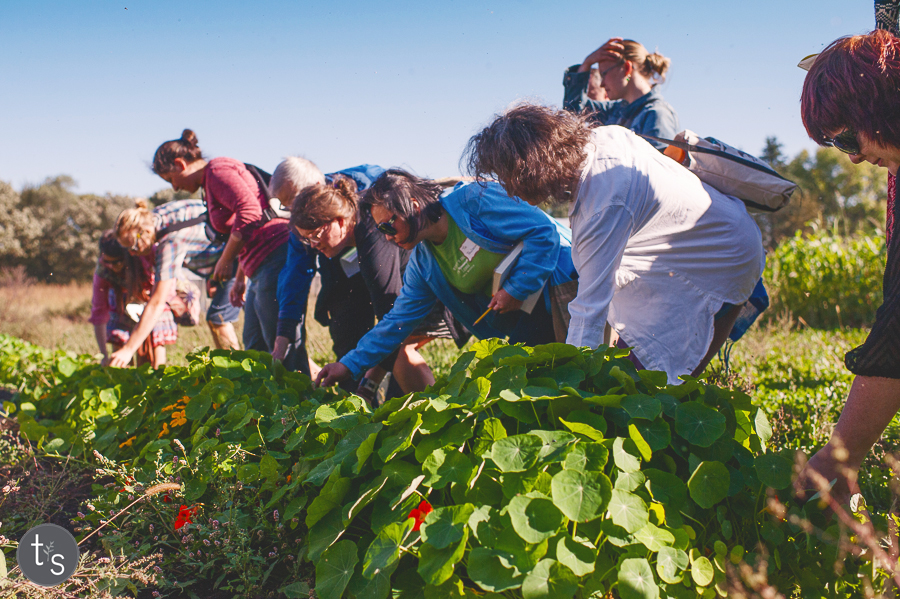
xmin=244 ymin=163 xmax=280 ymax=224
xmin=156 ymin=214 xmax=207 ymax=239
xmin=636 ymin=133 xmax=794 ymax=182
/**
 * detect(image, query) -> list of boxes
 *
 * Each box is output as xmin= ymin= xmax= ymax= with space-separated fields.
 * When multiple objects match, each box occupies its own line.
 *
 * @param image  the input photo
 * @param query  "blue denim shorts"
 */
xmin=206 ymin=276 xmax=241 ymax=325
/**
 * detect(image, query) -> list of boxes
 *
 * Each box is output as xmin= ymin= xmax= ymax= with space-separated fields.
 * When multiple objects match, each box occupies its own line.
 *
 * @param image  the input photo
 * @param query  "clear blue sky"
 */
xmin=0 ymin=0 xmax=876 ymax=198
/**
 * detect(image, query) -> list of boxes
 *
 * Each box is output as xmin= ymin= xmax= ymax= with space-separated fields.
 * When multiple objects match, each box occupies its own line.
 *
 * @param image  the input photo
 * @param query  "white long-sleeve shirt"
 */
xmin=566 ymin=126 xmax=765 ymax=383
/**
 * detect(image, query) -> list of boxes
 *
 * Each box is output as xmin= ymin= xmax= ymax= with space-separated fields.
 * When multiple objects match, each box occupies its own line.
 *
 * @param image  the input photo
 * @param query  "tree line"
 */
xmin=0 ymin=139 xmax=888 ymax=284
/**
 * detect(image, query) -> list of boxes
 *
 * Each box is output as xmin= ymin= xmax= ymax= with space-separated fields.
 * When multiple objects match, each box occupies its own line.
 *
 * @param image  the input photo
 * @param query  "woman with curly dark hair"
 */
xmin=794 ymin=30 xmax=900 ymax=505
xmin=465 ymin=104 xmax=765 ymax=384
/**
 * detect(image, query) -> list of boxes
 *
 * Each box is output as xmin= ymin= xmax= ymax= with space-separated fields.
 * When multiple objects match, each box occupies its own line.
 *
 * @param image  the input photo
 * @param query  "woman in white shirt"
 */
xmin=464 ymin=103 xmax=765 ymax=383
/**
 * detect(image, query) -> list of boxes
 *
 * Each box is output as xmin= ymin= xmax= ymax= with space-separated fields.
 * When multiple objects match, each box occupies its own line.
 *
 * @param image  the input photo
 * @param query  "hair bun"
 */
xmin=331 ymin=174 xmax=359 ymax=198
xmin=134 ymin=197 xmax=150 ymax=210
xmin=180 ymin=129 xmax=199 ymax=147
xmin=644 ymin=52 xmax=671 ymax=78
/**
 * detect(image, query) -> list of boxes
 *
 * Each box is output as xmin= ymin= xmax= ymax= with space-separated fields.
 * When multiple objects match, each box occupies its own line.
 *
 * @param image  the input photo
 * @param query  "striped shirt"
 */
xmin=153 ymin=200 xmax=223 ymax=281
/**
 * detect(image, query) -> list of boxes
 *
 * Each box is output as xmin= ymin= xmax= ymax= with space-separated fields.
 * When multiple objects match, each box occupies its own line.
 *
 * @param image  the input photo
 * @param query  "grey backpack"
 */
xmin=641 ymin=130 xmax=797 ymax=212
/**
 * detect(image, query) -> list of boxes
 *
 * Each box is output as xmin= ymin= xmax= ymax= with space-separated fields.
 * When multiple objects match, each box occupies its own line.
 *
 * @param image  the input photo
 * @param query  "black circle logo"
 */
xmin=17 ymin=523 xmax=80 ymax=587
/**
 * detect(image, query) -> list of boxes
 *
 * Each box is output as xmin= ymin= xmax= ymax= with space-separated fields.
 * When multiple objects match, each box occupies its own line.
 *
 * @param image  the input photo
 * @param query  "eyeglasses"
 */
xmin=375 ymin=214 xmax=398 ymax=236
xmin=822 ymin=129 xmax=860 ymax=155
xmin=600 ymin=60 xmax=625 ymax=79
xmin=297 ymin=223 xmax=329 ymax=246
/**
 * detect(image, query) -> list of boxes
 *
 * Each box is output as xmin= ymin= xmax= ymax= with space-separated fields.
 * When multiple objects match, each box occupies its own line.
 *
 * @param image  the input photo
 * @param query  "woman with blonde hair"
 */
xmin=563 ymin=37 xmax=679 ymax=146
xmin=108 ymin=198 xmax=239 ymax=367
xmin=90 ymin=230 xmax=177 ymax=367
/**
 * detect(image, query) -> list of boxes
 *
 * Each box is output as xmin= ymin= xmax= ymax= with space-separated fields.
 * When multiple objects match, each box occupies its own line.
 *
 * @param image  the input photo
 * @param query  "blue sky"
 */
xmin=0 ymin=1 xmax=875 ymax=198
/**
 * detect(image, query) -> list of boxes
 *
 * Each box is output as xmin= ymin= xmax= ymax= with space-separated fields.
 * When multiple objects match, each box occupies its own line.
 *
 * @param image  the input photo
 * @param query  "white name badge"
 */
xmin=459 ymin=238 xmax=480 ymax=262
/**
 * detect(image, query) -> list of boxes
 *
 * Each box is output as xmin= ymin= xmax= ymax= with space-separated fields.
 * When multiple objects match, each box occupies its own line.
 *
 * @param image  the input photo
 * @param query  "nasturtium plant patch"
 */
xmin=1 ymin=332 xmax=890 ymax=597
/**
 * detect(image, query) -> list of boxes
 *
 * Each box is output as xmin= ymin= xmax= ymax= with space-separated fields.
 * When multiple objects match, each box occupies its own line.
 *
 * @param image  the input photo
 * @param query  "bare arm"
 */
xmin=108 ymin=278 xmax=176 ymax=368
xmin=213 ymin=234 xmax=244 ymax=281
xmin=578 ymin=37 xmax=625 ymax=72
xmin=796 ymin=375 xmax=900 ymax=504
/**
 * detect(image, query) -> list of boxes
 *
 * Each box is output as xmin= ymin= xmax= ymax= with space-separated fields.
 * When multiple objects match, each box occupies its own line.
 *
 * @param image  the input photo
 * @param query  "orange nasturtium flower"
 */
xmin=407 ymin=500 xmax=433 ymax=532
xmin=158 ymin=423 xmax=169 ymax=438
xmin=161 ymin=404 xmax=178 ymax=412
xmin=119 ymin=436 xmax=136 ymax=448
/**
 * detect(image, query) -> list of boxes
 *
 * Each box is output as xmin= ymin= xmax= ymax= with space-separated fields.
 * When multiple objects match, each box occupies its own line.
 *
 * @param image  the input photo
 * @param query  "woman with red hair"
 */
xmin=796 ymin=29 xmax=900 ymax=504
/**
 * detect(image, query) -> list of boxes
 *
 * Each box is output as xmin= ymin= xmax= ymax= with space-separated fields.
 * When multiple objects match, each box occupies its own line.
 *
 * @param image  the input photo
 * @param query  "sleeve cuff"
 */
xmin=276 ymin=318 xmax=301 ymax=341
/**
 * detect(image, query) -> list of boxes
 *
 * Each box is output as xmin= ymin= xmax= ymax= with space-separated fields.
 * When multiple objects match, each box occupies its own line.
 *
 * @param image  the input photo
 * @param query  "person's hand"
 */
xmin=316 ymin=362 xmax=352 ymax=387
xmin=794 ymin=443 xmax=858 ymax=508
xmin=272 ymin=336 xmax=289 ymax=362
xmin=212 ymin=258 xmax=234 ymax=282
xmin=100 ymin=354 xmax=111 ymax=367
xmin=488 ymin=289 xmax=524 ymax=314
xmin=580 ymin=37 xmax=625 ymax=72
xmin=229 ymin=277 xmax=246 ymax=308
xmin=108 ymin=347 xmax=135 ymax=368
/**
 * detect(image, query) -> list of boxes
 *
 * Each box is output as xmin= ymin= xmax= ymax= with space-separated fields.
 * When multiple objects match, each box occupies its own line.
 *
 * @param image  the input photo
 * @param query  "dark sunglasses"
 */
xmin=823 ymin=129 xmax=860 ymax=155
xmin=375 ymin=214 xmax=398 ymax=236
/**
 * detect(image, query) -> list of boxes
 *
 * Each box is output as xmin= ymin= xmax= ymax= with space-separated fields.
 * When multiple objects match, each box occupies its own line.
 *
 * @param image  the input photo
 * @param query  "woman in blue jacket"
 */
xmin=563 ymin=37 xmax=679 ymax=149
xmin=315 ymin=169 xmax=578 ymax=388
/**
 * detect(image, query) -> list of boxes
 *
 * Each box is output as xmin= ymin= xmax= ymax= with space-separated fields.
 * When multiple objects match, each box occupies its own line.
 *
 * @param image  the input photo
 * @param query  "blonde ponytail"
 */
xmin=115 ymin=199 xmax=156 ymax=252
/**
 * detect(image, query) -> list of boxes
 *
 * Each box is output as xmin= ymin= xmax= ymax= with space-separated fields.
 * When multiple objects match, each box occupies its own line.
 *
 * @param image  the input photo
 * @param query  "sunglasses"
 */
xmin=375 ymin=214 xmax=398 ymax=236
xmin=822 ymin=129 xmax=860 ymax=155
xmin=297 ymin=223 xmax=329 ymax=246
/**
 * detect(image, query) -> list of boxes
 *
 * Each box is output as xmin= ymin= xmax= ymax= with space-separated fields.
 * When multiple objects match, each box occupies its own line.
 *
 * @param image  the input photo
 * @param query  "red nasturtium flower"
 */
xmin=407 ymin=500 xmax=433 ymax=532
xmin=174 ymin=505 xmax=197 ymax=530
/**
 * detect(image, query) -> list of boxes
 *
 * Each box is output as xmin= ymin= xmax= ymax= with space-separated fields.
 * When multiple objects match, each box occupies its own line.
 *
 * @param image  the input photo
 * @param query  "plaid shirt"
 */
xmin=153 ymin=200 xmax=223 ymax=281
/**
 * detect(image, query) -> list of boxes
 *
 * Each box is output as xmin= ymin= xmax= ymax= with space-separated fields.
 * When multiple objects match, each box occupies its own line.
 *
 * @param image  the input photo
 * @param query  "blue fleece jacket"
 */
xmin=339 ymin=181 xmax=577 ymax=378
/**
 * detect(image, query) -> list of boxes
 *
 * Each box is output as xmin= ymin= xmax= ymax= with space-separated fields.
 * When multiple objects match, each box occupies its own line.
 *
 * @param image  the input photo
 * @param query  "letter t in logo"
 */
xmin=32 ymin=534 xmax=44 ymax=566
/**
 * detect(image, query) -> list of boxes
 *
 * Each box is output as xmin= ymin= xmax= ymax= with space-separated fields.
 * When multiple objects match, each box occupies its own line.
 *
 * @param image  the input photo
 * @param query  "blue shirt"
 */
xmin=275 ymin=165 xmax=386 ymax=340
xmin=338 ymin=181 xmax=578 ymax=379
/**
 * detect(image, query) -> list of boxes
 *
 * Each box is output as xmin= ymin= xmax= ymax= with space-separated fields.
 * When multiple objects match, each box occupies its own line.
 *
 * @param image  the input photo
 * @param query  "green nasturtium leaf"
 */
xmin=687 ymin=461 xmax=730 ymax=509
xmin=185 ymin=394 xmax=211 ymax=420
xmin=363 ymin=520 xmax=414 ymax=579
xmin=656 ymin=546 xmax=689 ymax=584
xmin=315 ymin=540 xmax=359 ymax=599
xmin=473 ymin=418 xmax=507 ymax=456
xmin=612 ymin=437 xmax=642 ymax=472
xmin=675 ymin=402 xmax=727 ymax=448
xmin=418 ymin=529 xmax=468 ymax=586
xmin=528 ymin=429 xmax=577 ymax=461
xmin=621 ymin=394 xmax=662 ymax=421
xmin=306 ymin=474 xmax=351 ymax=528
xmin=614 ymin=470 xmax=646 ymax=493
xmin=633 ymin=523 xmax=675 ymax=552
xmin=632 ymin=419 xmax=671 ymax=452
xmin=563 ymin=442 xmax=609 ymax=472
xmin=491 ymin=435 xmax=544 ymax=472
xmin=422 ymin=448 xmax=475 ymax=489
xmin=754 ymin=453 xmax=793 ymax=490
xmin=643 ymin=469 xmax=688 ymax=509
xmin=421 ymin=504 xmax=476 ymax=549
xmin=555 ymin=536 xmax=596 ymax=576
xmin=607 ymin=489 xmax=649 ymax=533
xmin=551 ymin=469 xmax=612 ymax=522
xmin=754 ymin=408 xmax=773 ymax=448
xmin=508 ymin=495 xmax=564 ymax=543
xmin=521 ymin=559 xmax=579 ymax=599
xmin=467 ymin=547 xmax=524 ymax=592
xmin=558 ymin=418 xmax=604 ymax=441
xmin=618 ymin=558 xmax=660 ymax=599
xmin=691 ymin=555 xmax=715 ymax=587
xmin=628 ymin=424 xmax=653 ymax=461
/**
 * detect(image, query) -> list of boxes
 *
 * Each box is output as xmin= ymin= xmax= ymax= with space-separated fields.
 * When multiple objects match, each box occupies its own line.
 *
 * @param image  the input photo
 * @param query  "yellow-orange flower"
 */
xmin=119 ymin=436 xmax=136 ymax=448
xmin=158 ymin=423 xmax=169 ymax=438
xmin=161 ymin=404 xmax=178 ymax=412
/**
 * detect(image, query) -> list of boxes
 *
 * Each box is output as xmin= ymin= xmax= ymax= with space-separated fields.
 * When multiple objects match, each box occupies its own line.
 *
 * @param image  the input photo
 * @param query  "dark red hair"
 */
xmin=801 ymin=30 xmax=900 ymax=148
